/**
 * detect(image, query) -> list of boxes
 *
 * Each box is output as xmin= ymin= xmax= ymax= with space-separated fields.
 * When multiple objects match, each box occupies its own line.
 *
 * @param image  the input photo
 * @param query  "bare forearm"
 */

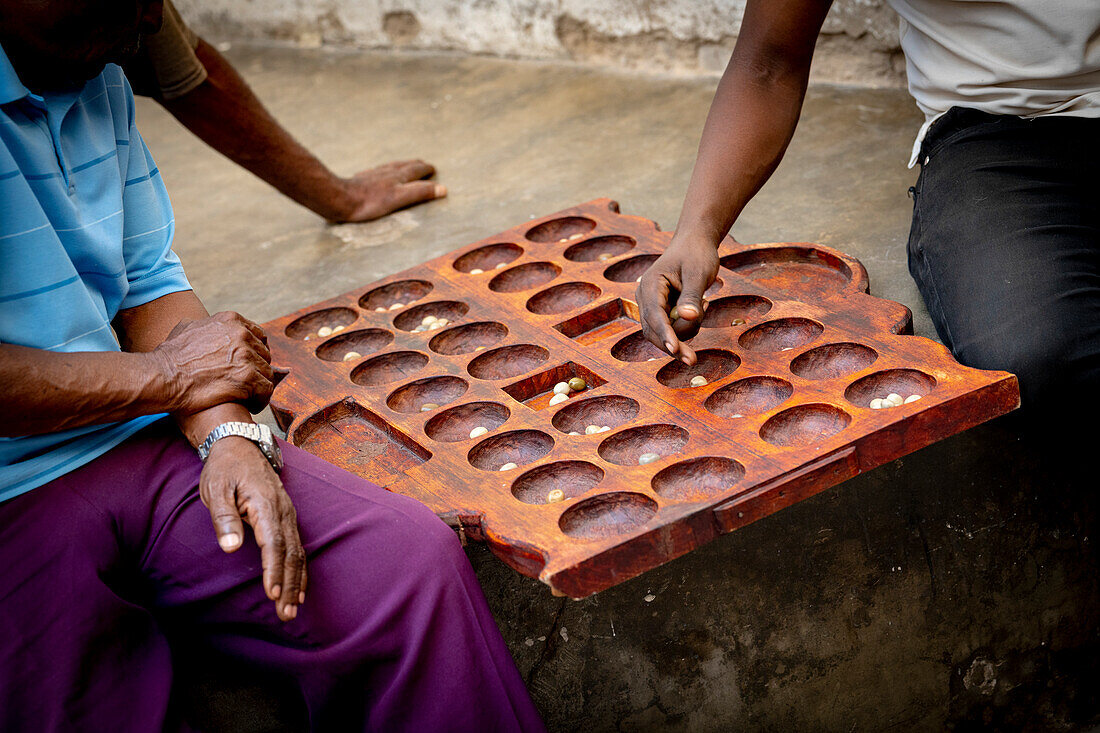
xmin=0 ymin=346 xmax=175 ymax=437
xmin=676 ymin=0 xmax=833 ymax=244
xmin=114 ymin=290 xmax=261 ymax=447
xmin=161 ymin=39 xmax=352 ymax=220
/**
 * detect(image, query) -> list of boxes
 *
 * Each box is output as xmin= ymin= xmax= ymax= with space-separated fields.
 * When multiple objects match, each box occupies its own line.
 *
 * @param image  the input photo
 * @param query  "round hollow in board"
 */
xmin=844 ymin=368 xmax=937 ymax=408
xmin=467 ymin=344 xmax=550 ymax=380
xmin=511 ymin=460 xmax=605 ymax=505
xmin=286 ymin=307 xmax=357 ymax=340
xmin=424 ymin=401 xmax=511 ymax=443
xmin=467 ymin=429 xmax=554 ymax=471
xmin=704 ymin=376 xmax=794 ymax=417
xmin=597 ymin=424 xmax=689 ymax=466
xmin=789 ymin=342 xmax=879 ymax=381
xmin=719 ymin=245 xmax=855 ymax=298
xmin=651 ymin=456 xmax=746 ymax=502
xmin=759 ymin=403 xmax=851 ymax=447
xmin=358 ymin=279 xmax=434 ymax=311
xmin=700 ymin=295 xmax=772 ymax=329
xmin=563 ymin=235 xmax=636 ymax=262
xmin=525 ymin=216 xmax=597 ymax=243
xmin=525 ymin=282 xmax=601 ymax=315
xmin=386 ymin=375 xmax=468 ymax=414
xmin=314 ymin=328 xmax=394 ymax=361
xmin=611 ymin=330 xmax=668 ymax=363
xmin=603 ymin=254 xmax=658 ymax=284
xmin=428 ymin=321 xmax=508 ymax=355
xmin=656 ymin=349 xmax=740 ymax=388
xmin=488 ymin=261 xmax=562 ymax=293
xmin=453 ymin=243 xmax=524 ymax=273
xmin=551 ymin=395 xmax=640 ymax=434
xmin=738 ymin=317 xmax=824 ymax=352
xmin=558 ymin=492 xmax=658 ymax=541
xmin=350 ymin=350 xmax=429 ymax=387
xmin=393 ymin=300 xmax=470 ymax=332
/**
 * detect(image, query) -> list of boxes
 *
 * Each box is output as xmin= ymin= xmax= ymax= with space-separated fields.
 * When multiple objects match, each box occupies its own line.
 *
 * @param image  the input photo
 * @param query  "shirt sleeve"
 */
xmin=122 ymin=0 xmax=207 ymax=100
xmin=117 ymin=80 xmax=192 ymax=311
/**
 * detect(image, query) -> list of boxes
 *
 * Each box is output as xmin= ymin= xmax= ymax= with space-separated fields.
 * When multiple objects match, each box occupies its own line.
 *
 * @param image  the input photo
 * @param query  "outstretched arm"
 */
xmin=637 ymin=0 xmax=833 ymax=364
xmin=159 ymin=38 xmax=445 ymax=222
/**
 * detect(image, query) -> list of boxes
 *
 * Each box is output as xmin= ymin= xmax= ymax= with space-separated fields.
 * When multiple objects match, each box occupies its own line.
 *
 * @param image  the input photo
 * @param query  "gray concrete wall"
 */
xmin=176 ymin=0 xmax=906 ymax=86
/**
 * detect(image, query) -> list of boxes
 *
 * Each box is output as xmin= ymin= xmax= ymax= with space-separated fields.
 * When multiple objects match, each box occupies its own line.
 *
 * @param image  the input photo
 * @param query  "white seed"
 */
xmin=436 ymin=318 xmax=449 ymax=326
xmin=469 ymin=426 xmax=489 ymax=439
xmin=474 ymin=346 xmax=486 ymax=351
xmin=470 ymin=268 xmax=484 ymax=274
xmin=647 ymin=357 xmax=656 ymax=362
xmin=599 ymin=426 xmax=610 ymax=433
xmin=638 ymin=452 xmax=660 ymax=465
xmin=428 ymin=322 xmax=443 ymax=330
xmin=567 ymin=377 xmax=587 ymax=392
xmin=636 ymin=276 xmax=642 ymax=283
xmin=568 ymin=431 xmax=581 ymax=436
xmin=421 ymin=315 xmax=438 ymax=326
xmin=547 ymin=489 xmax=565 ymax=503
xmin=597 ymin=253 xmax=612 ymax=262
xmin=781 ymin=347 xmax=792 ymax=351
xmin=317 ymin=326 xmax=333 ymax=337
xmin=412 ymin=326 xmax=426 ymax=333
xmin=553 ymin=381 xmax=571 ymax=395
xmin=495 ymin=262 xmax=506 ymax=269
xmin=343 ymin=351 xmax=361 ymax=361
xmin=731 ymin=318 xmax=745 ymax=326
xmin=568 ymin=233 xmax=584 ymax=240
xmin=332 ymin=325 xmax=345 ymax=333
xmin=548 ymin=393 xmax=569 ymax=406
xmin=869 ymin=398 xmax=885 ymax=410
xmin=499 ymin=462 xmax=518 ymax=471
xmin=558 ymin=237 xmax=569 ymax=243
xmin=420 ymin=403 xmax=439 ymax=412
xmin=374 ymin=307 xmax=387 ymax=313
xmin=886 ymin=393 xmax=904 ymax=406
xmin=304 ymin=335 xmax=311 ymax=341
xmin=731 ymin=414 xmax=743 ymax=419
xmin=690 ymin=375 xmax=708 ymax=387
xmin=585 ymin=424 xmax=601 ymax=435
xmin=905 ymin=394 xmax=922 ymax=404
xmin=389 ymin=302 xmax=403 ymax=310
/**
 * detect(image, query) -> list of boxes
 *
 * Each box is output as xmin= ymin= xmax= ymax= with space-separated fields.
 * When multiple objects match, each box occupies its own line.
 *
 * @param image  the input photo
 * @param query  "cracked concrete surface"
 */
xmin=144 ymin=46 xmax=1100 ymax=731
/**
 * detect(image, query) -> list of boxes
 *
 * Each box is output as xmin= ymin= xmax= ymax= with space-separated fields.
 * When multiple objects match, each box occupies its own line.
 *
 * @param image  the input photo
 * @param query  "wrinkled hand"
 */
xmin=330 ymin=159 xmax=446 ymax=223
xmin=153 ymin=311 xmax=274 ymax=415
xmin=636 ymin=235 xmax=720 ymax=366
xmin=200 ymin=436 xmax=306 ymax=622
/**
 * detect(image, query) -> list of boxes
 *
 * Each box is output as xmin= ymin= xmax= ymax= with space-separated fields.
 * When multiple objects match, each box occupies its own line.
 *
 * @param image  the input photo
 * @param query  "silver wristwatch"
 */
xmin=197 ymin=422 xmax=283 ymax=472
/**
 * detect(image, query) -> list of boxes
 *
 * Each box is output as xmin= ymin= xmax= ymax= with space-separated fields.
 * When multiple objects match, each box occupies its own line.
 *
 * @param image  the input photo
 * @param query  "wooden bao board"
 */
xmin=263 ymin=199 xmax=1019 ymax=599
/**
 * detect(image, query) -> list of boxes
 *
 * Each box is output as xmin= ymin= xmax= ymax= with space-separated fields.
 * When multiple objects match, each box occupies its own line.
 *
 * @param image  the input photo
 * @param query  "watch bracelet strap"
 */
xmin=197 ymin=422 xmax=270 ymax=461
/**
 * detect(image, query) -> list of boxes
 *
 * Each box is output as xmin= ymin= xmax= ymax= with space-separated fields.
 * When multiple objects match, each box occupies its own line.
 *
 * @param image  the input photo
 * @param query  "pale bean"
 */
xmin=905 ymin=394 xmax=922 ymax=404
xmin=343 ymin=351 xmax=361 ymax=361
xmin=690 ymin=375 xmax=708 ymax=387
xmin=548 ymin=393 xmax=569 ymax=406
xmin=470 ymin=268 xmax=484 ymax=275
xmin=547 ymin=489 xmax=565 ymax=503
xmin=317 ymin=326 xmax=333 ymax=337
xmin=499 ymin=462 xmax=518 ymax=471
xmin=469 ymin=426 xmax=489 ymax=439
xmin=553 ymin=382 xmax=571 ymax=395
xmin=585 ymin=425 xmax=601 ymax=435
xmin=638 ymin=452 xmax=660 ymax=465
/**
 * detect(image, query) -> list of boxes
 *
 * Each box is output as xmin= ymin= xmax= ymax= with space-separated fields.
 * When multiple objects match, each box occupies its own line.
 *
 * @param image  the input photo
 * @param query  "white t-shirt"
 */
xmin=887 ymin=0 xmax=1100 ymax=165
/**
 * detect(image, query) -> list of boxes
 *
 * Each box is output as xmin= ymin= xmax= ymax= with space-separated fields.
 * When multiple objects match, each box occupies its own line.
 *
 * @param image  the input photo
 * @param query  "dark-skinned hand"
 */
xmin=200 ymin=436 xmax=306 ymax=622
xmin=330 ymin=159 xmax=447 ymax=223
xmin=636 ymin=234 xmax=720 ymax=366
xmin=152 ymin=311 xmax=274 ymax=414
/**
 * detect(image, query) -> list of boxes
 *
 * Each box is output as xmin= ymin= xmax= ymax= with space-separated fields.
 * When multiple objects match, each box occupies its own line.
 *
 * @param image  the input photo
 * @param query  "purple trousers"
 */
xmin=0 ymin=419 xmax=544 ymax=732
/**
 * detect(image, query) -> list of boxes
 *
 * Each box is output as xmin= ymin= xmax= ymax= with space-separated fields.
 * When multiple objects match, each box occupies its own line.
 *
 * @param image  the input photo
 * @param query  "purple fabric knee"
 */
xmin=0 ymin=418 xmax=544 ymax=732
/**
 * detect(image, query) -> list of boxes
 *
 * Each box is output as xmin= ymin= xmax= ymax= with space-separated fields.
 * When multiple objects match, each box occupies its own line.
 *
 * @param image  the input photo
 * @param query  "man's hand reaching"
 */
xmin=200 ymin=436 xmax=306 ymax=622
xmin=636 ymin=235 xmax=720 ymax=366
xmin=329 ymin=159 xmax=447 ymax=223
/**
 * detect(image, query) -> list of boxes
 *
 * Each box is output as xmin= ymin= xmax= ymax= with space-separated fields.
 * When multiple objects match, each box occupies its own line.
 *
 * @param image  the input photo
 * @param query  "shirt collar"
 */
xmin=0 ymin=41 xmax=31 ymax=106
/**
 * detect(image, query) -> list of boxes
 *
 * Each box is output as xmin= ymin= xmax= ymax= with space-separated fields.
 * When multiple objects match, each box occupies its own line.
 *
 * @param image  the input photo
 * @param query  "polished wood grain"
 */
xmin=263 ymin=199 xmax=1019 ymax=598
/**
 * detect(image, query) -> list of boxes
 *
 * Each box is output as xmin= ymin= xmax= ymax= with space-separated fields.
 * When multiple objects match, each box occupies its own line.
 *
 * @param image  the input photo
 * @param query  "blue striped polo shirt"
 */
xmin=0 ymin=43 xmax=192 ymax=503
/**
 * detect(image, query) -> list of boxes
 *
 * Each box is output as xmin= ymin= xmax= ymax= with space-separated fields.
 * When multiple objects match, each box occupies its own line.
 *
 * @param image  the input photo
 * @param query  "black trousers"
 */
xmin=907 ymin=107 xmax=1100 ymax=415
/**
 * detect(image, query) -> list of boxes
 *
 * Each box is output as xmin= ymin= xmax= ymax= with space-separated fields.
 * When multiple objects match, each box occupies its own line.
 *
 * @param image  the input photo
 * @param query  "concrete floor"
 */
xmin=142 ymin=45 xmax=1100 ymax=731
